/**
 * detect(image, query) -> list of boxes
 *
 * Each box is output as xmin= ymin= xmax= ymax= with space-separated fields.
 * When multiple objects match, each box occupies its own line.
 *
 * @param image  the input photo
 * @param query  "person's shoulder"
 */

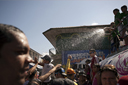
xmin=121 ymin=12 xmax=125 ymax=16
xmin=94 ymin=55 xmax=98 ymax=58
xmin=49 ymin=63 xmax=54 ymax=67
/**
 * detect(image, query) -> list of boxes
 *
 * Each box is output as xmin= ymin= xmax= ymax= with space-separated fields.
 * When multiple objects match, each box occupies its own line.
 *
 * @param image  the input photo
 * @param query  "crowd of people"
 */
xmin=109 ymin=5 xmax=128 ymax=53
xmin=0 ymin=5 xmax=128 ymax=85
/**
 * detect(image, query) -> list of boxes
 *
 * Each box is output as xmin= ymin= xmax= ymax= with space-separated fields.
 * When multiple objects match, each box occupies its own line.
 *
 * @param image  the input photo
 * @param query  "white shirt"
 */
xmin=41 ymin=63 xmax=54 ymax=82
xmin=94 ymin=55 xmax=99 ymax=64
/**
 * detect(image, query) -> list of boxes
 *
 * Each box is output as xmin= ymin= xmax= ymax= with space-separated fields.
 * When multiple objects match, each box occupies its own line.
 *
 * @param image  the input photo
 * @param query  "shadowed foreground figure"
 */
xmin=0 ymin=24 xmax=33 ymax=85
xmin=100 ymin=65 xmax=119 ymax=85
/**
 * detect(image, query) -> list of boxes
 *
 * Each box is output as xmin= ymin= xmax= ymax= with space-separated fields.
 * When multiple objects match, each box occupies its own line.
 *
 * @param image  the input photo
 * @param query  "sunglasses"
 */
xmin=89 ymin=52 xmax=93 ymax=54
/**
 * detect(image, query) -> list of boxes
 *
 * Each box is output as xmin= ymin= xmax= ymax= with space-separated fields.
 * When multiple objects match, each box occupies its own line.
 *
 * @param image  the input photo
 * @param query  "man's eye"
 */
xmin=103 ymin=78 xmax=106 ymax=80
xmin=17 ymin=51 xmax=26 ymax=54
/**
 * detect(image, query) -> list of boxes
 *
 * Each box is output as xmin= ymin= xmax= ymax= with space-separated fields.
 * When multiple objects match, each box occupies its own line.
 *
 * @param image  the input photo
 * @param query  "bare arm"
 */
xmin=38 ymin=62 xmax=44 ymax=66
xmin=39 ymin=64 xmax=61 ymax=82
xmin=65 ymin=55 xmax=72 ymax=74
xmin=26 ymin=57 xmax=38 ymax=78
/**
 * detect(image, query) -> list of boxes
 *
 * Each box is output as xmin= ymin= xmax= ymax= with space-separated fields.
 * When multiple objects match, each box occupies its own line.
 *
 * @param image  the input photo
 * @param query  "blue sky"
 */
xmin=0 ymin=0 xmax=127 ymax=55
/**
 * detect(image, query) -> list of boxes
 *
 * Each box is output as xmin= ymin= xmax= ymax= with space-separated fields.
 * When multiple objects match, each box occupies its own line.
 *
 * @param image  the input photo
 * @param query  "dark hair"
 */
xmin=113 ymin=8 xmax=119 ymax=12
xmin=93 ymin=63 xmax=101 ymax=71
xmin=100 ymin=65 xmax=118 ymax=77
xmin=89 ymin=48 xmax=96 ymax=53
xmin=85 ymin=59 xmax=91 ymax=63
xmin=0 ymin=24 xmax=24 ymax=50
xmin=110 ymin=22 xmax=115 ymax=25
xmin=121 ymin=5 xmax=127 ymax=9
xmin=28 ymin=79 xmax=42 ymax=85
xmin=29 ymin=69 xmax=37 ymax=79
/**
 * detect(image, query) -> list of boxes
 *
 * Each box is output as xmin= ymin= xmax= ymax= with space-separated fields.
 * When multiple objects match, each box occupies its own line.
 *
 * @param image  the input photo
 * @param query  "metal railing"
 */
xmin=110 ymin=15 xmax=128 ymax=53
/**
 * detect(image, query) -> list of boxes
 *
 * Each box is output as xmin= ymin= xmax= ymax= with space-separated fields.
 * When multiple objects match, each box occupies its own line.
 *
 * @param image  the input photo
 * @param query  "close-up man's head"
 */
xmin=0 ymin=24 xmax=33 ymax=85
xmin=100 ymin=65 xmax=119 ymax=85
xmin=89 ymin=49 xmax=96 ymax=57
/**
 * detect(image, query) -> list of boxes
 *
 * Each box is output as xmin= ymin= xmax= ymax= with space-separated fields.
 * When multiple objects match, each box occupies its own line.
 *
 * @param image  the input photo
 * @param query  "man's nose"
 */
xmin=26 ymin=54 xmax=34 ymax=63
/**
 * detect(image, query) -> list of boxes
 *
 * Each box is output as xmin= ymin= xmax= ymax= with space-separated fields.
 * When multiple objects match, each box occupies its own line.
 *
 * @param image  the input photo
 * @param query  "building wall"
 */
xmin=29 ymin=48 xmax=42 ymax=61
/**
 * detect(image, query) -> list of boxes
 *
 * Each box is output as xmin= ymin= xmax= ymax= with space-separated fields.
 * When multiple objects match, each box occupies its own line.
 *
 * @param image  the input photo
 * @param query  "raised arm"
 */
xmin=39 ymin=64 xmax=61 ymax=82
xmin=26 ymin=57 xmax=38 ymax=78
xmin=65 ymin=55 xmax=72 ymax=74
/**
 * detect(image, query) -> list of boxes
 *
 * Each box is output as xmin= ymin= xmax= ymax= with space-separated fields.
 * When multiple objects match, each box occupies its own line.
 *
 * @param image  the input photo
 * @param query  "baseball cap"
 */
xmin=118 ymin=75 xmax=128 ymax=85
xmin=55 ymin=68 xmax=67 ymax=76
xmin=41 ymin=55 xmax=51 ymax=62
xmin=67 ymin=68 xmax=76 ymax=74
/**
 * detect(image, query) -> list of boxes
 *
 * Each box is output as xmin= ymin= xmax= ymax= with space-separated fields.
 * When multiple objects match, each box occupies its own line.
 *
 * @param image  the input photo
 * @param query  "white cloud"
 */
xmin=91 ymin=22 xmax=98 ymax=25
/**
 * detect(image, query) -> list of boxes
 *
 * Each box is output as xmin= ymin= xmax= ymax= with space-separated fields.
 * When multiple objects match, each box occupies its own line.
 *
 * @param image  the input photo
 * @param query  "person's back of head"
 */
xmin=27 ymin=79 xmax=42 ymax=85
xmin=55 ymin=68 xmax=67 ymax=78
xmin=50 ymin=78 xmax=75 ymax=85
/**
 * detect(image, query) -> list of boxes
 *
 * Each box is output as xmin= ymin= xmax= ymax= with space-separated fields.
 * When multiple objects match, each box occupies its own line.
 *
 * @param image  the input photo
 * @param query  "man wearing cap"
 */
xmin=38 ymin=55 xmax=54 ymax=85
xmin=78 ymin=71 xmax=91 ymax=85
xmin=55 ymin=68 xmax=67 ymax=78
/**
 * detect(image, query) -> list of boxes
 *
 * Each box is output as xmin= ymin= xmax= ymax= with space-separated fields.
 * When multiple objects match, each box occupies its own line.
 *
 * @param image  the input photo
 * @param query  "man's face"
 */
xmin=113 ymin=11 xmax=118 ymax=15
xmin=101 ymin=71 xmax=118 ymax=85
xmin=89 ymin=51 xmax=95 ymax=57
xmin=92 ymin=65 xmax=98 ymax=72
xmin=121 ymin=8 xmax=126 ymax=13
xmin=43 ymin=59 xmax=49 ymax=64
xmin=0 ymin=32 xmax=33 ymax=85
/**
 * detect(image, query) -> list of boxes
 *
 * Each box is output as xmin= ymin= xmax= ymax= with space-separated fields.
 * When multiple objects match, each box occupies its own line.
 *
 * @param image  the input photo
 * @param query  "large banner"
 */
xmin=100 ymin=49 xmax=128 ymax=77
xmin=62 ymin=49 xmax=110 ymax=65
